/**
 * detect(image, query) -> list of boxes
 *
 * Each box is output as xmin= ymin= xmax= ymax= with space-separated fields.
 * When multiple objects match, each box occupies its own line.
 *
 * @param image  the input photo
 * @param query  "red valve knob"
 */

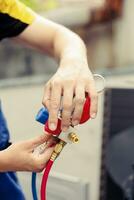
xmin=79 ymin=96 xmax=91 ymax=124
xmin=44 ymin=119 xmax=62 ymax=135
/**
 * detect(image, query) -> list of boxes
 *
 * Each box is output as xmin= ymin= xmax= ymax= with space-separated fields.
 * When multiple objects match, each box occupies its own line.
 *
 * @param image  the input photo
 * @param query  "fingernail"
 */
xmin=91 ymin=113 xmax=96 ymax=119
xmin=49 ymin=123 xmax=56 ymax=130
xmin=62 ymin=126 xmax=68 ymax=132
xmin=72 ymin=120 xmax=79 ymax=126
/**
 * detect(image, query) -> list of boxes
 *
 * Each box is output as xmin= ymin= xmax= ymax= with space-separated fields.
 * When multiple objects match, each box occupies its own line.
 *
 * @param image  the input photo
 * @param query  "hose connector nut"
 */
xmin=54 ymin=143 xmax=64 ymax=154
xmin=68 ymin=132 xmax=79 ymax=143
xmin=51 ymin=140 xmax=66 ymax=161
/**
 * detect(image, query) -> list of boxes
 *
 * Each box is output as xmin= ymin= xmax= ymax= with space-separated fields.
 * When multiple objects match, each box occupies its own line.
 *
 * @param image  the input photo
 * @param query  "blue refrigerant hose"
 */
xmin=32 ymin=172 xmax=38 ymax=200
xmin=31 ymin=108 xmax=49 ymax=200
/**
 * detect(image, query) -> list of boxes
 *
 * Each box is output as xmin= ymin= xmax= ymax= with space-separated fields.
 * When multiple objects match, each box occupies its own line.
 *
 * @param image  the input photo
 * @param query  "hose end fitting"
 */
xmin=50 ymin=140 xmax=66 ymax=161
xmin=68 ymin=132 xmax=79 ymax=143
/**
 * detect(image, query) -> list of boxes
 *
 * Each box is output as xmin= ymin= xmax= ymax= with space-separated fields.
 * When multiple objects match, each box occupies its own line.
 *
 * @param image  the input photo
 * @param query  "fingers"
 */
xmin=27 ymin=133 xmax=51 ymax=149
xmin=72 ymin=83 xmax=85 ymax=126
xmin=48 ymin=81 xmax=62 ymax=131
xmin=87 ymin=82 xmax=98 ymax=119
xmin=39 ymin=147 xmax=54 ymax=165
xmin=33 ymin=147 xmax=54 ymax=172
xmin=36 ymin=136 xmax=57 ymax=155
xmin=27 ymin=135 xmax=57 ymax=172
xmin=42 ymin=83 xmax=51 ymax=109
xmin=61 ymin=85 xmax=74 ymax=131
xmin=42 ymin=70 xmax=99 ymax=133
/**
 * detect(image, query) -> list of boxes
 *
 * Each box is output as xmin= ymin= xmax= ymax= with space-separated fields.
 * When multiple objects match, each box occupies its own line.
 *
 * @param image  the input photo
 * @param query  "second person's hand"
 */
xmin=0 ymin=134 xmax=55 ymax=172
xmin=43 ymin=60 xmax=98 ymax=132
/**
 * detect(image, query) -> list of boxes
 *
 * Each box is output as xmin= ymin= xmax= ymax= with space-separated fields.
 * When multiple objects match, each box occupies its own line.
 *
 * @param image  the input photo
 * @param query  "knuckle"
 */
xmin=90 ymin=105 xmax=98 ymax=115
xmin=91 ymin=106 xmax=97 ymax=113
xmin=75 ymin=97 xmax=85 ymax=105
xmin=51 ymin=101 xmax=59 ymax=110
xmin=73 ymin=112 xmax=81 ymax=120
xmin=62 ymin=118 xmax=70 ymax=127
xmin=63 ymin=114 xmax=70 ymax=121
xmin=72 ymin=108 xmax=83 ymax=121
xmin=62 ymin=115 xmax=70 ymax=123
xmin=42 ymin=99 xmax=47 ymax=106
xmin=63 ymin=103 xmax=72 ymax=111
xmin=62 ymin=113 xmax=71 ymax=122
xmin=73 ymin=116 xmax=80 ymax=121
xmin=91 ymin=93 xmax=98 ymax=101
xmin=65 ymin=79 xmax=75 ymax=84
xmin=62 ymin=115 xmax=70 ymax=122
xmin=92 ymin=103 xmax=98 ymax=111
xmin=51 ymin=79 xmax=61 ymax=87
xmin=82 ymin=77 xmax=89 ymax=83
xmin=38 ymin=135 xmax=44 ymax=141
xmin=72 ymin=111 xmax=81 ymax=120
xmin=72 ymin=116 xmax=80 ymax=122
xmin=62 ymin=122 xmax=70 ymax=128
xmin=42 ymin=99 xmax=45 ymax=106
xmin=42 ymin=97 xmax=50 ymax=106
xmin=42 ymin=100 xmax=50 ymax=110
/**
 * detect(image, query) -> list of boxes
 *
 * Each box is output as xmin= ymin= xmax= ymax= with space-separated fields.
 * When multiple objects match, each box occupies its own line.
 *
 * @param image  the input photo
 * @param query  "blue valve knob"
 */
xmin=35 ymin=107 xmax=49 ymax=124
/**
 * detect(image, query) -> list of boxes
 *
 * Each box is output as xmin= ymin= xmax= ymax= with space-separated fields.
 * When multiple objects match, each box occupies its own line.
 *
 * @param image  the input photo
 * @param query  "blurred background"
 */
xmin=1 ymin=0 xmax=134 ymax=200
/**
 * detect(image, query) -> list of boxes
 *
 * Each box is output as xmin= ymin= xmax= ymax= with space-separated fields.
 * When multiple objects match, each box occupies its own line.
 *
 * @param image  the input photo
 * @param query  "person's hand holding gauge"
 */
xmin=43 ymin=70 xmax=105 ymax=133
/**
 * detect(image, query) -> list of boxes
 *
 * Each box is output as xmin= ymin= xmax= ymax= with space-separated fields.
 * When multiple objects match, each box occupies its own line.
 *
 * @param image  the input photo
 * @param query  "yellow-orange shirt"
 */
xmin=0 ymin=0 xmax=36 ymax=40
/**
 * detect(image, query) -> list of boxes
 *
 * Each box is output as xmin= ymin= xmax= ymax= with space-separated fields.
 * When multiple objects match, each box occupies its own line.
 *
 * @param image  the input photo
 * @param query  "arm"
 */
xmin=17 ymin=15 xmax=98 ymax=132
xmin=0 ymin=151 xmax=7 ymax=172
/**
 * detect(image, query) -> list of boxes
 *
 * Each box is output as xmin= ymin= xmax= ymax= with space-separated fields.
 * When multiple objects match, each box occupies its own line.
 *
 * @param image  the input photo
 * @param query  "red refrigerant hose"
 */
xmin=40 ymin=160 xmax=54 ymax=200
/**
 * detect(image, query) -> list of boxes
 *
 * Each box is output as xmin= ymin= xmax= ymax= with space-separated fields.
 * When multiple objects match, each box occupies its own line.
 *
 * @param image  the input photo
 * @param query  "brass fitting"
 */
xmin=68 ymin=132 xmax=79 ymax=143
xmin=50 ymin=140 xmax=66 ymax=161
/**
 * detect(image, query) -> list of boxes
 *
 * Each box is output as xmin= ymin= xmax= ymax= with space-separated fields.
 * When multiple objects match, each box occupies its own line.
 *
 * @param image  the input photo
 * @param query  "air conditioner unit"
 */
xmin=99 ymin=75 xmax=134 ymax=200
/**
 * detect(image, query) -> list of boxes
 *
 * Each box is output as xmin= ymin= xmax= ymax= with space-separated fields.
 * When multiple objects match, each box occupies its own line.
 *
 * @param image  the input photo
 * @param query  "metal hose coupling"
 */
xmin=68 ymin=132 xmax=79 ymax=143
xmin=50 ymin=140 xmax=66 ymax=161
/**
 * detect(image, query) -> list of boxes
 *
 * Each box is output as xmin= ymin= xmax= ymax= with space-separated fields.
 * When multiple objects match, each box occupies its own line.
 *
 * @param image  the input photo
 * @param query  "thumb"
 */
xmin=39 ymin=146 xmax=54 ymax=167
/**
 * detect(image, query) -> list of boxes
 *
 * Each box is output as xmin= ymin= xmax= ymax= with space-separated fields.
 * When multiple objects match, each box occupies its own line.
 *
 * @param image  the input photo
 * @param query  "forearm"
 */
xmin=0 ymin=150 xmax=9 ymax=172
xmin=17 ymin=16 xmax=89 ymax=68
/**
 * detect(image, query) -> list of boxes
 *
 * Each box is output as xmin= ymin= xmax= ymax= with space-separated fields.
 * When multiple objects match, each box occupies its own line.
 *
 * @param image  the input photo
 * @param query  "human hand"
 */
xmin=1 ymin=134 xmax=55 ymax=172
xmin=42 ymin=60 xmax=98 ymax=132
